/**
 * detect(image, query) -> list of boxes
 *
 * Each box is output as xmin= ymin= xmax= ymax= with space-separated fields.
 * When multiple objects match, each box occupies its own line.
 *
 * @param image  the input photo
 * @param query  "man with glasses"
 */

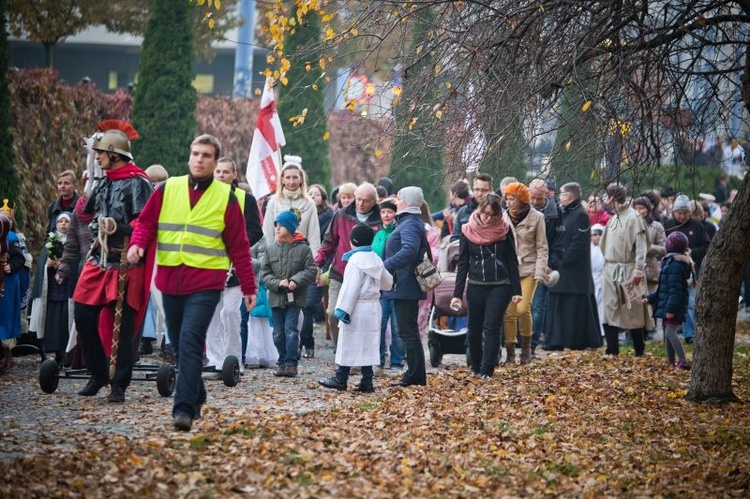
xmin=452 ymin=173 xmax=493 ymax=241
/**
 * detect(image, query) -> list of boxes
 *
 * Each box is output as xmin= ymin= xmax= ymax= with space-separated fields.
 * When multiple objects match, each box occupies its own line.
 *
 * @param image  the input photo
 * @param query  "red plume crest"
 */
xmin=96 ymin=120 xmax=140 ymax=140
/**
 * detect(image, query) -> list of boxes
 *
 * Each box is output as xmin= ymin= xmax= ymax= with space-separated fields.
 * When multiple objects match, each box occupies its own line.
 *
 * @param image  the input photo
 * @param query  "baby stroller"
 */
xmin=427 ymin=237 xmax=469 ymax=367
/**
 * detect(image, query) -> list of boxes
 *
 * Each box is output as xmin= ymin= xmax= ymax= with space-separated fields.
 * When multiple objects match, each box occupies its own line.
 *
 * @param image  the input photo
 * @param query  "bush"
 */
xmin=10 ymin=69 xmax=396 ymax=254
xmin=9 ymin=68 xmax=130 ymax=252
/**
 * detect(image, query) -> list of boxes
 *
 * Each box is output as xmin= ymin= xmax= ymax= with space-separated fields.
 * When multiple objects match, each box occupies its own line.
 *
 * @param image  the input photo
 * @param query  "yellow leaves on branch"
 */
xmin=289 ymin=108 xmax=308 ymax=127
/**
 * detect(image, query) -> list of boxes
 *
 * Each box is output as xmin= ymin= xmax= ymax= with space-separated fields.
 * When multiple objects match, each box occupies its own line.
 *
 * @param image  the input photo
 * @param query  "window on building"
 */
xmin=193 ymin=74 xmax=215 ymax=94
xmin=108 ymin=71 xmax=118 ymax=91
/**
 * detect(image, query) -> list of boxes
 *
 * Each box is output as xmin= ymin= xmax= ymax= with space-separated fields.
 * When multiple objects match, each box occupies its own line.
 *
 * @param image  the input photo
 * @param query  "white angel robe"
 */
xmin=334 ymin=250 xmax=393 ymax=367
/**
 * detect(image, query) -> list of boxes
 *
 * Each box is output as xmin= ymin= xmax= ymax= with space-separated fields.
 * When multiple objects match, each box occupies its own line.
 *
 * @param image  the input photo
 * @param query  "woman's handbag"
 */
xmin=415 ymin=232 xmax=443 ymax=292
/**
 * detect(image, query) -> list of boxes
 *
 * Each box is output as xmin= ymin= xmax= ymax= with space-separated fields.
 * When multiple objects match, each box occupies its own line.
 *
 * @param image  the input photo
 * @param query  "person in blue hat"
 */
xmin=260 ymin=209 xmax=317 ymax=378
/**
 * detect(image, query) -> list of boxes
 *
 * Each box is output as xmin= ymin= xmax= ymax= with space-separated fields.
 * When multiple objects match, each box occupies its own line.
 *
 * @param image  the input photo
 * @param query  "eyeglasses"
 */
xmin=480 ymin=210 xmax=499 ymax=219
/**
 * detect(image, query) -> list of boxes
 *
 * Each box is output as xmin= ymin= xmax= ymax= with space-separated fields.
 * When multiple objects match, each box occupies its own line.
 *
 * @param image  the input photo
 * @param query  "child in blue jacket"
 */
xmin=644 ymin=232 xmax=693 ymax=369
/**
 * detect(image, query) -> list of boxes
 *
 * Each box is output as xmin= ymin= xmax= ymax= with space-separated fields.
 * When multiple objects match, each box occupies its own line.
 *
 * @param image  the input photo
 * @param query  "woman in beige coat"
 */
xmin=503 ymin=182 xmax=548 ymax=364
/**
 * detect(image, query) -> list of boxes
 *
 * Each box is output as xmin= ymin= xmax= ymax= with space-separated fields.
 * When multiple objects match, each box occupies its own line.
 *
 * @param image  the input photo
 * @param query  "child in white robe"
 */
xmin=318 ymin=224 xmax=392 ymax=392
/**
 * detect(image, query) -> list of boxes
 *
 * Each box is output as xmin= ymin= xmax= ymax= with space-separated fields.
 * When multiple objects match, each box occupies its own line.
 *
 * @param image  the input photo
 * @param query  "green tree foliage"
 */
xmin=479 ymin=112 xmax=528 ymax=184
xmin=7 ymin=0 xmax=96 ymax=67
xmin=8 ymin=0 xmax=236 ymax=67
xmin=550 ymin=66 xmax=603 ymax=192
xmin=0 ymin=0 xmax=18 ymax=217
xmin=131 ymin=0 xmax=197 ymax=176
xmin=389 ymin=9 xmax=445 ymax=210
xmin=277 ymin=12 xmax=329 ymax=188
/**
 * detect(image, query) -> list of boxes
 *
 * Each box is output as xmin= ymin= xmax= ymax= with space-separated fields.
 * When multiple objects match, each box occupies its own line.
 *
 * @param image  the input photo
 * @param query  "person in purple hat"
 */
xmin=644 ymin=232 xmax=694 ymax=369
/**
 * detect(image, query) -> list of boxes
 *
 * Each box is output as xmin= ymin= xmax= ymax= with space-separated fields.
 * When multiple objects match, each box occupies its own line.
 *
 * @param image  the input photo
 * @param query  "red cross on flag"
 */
xmin=246 ymin=77 xmax=286 ymax=199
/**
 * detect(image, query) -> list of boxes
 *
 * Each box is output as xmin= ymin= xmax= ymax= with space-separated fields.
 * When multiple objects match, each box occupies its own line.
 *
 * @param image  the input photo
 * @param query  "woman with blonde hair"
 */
xmin=261 ymin=155 xmax=321 ymax=255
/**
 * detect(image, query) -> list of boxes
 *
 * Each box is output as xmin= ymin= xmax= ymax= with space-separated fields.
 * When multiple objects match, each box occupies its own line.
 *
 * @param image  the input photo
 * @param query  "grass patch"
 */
xmin=189 ymin=434 xmax=213 ymax=450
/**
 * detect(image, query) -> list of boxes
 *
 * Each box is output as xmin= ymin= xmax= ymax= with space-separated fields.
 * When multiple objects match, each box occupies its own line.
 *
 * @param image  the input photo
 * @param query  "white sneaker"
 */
xmin=373 ymin=366 xmax=385 ymax=377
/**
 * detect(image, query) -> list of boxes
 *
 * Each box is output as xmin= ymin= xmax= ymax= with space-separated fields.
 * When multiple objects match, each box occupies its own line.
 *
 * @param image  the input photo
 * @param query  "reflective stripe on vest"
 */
xmin=156 ymin=175 xmax=231 ymax=269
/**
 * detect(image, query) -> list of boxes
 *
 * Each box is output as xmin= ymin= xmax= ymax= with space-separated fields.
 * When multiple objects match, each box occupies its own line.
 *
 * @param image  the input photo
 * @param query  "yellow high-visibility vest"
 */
xmin=156 ymin=176 xmax=231 ymax=269
xmin=235 ymin=188 xmax=246 ymax=213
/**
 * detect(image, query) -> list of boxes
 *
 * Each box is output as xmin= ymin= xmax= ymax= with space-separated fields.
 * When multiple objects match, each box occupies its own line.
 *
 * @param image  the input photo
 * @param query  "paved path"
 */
xmin=0 ymin=325 xmax=465 ymax=462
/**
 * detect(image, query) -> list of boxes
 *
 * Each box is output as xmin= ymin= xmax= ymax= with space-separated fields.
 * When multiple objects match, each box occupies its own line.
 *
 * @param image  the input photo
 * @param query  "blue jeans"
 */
xmin=531 ymin=284 xmax=549 ymax=348
xmin=301 ymin=284 xmax=324 ymax=349
xmin=272 ymin=305 xmax=301 ymax=366
xmin=380 ymin=298 xmax=404 ymax=367
xmin=163 ymin=290 xmax=221 ymax=419
xmin=683 ymin=286 xmax=696 ymax=341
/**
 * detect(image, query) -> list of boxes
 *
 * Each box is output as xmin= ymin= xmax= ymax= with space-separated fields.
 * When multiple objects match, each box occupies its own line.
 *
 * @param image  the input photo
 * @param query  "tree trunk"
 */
xmin=686 ymin=172 xmax=750 ymax=403
xmin=687 ymin=34 xmax=750 ymax=404
xmin=43 ymin=42 xmax=54 ymax=68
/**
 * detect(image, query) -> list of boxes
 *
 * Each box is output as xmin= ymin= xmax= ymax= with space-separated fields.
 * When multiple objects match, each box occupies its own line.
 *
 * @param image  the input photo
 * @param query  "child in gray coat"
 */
xmin=260 ymin=209 xmax=317 ymax=377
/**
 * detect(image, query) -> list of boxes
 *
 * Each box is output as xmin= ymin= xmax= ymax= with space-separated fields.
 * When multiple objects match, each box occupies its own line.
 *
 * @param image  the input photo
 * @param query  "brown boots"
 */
xmin=520 ymin=336 xmax=532 ymax=365
xmin=503 ymin=343 xmax=516 ymax=365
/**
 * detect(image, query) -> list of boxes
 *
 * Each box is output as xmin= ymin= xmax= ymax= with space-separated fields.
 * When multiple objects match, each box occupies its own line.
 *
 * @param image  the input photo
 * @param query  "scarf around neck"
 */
xmin=104 ymin=163 xmax=148 ymax=181
xmin=508 ymin=204 xmax=530 ymax=226
xmin=283 ymin=187 xmax=302 ymax=200
xmin=462 ymin=210 xmax=509 ymax=245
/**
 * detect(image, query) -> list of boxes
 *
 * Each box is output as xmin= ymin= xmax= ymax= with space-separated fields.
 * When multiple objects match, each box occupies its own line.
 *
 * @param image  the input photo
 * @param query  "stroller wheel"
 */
xmin=222 ymin=356 xmax=241 ymax=387
xmin=465 ymin=344 xmax=471 ymax=368
xmin=429 ymin=342 xmax=442 ymax=368
xmin=39 ymin=359 xmax=60 ymax=394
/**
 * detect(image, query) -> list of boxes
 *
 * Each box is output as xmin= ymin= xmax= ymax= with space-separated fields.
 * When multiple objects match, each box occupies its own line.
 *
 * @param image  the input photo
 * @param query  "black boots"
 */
xmin=318 ymin=377 xmax=347 ymax=391
xmin=78 ymin=377 xmax=108 ymax=396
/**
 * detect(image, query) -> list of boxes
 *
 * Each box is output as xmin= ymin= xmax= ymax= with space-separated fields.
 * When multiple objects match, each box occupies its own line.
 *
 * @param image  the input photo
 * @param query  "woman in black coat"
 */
xmin=451 ymin=193 xmax=522 ymax=378
xmin=544 ymin=183 xmax=602 ymax=350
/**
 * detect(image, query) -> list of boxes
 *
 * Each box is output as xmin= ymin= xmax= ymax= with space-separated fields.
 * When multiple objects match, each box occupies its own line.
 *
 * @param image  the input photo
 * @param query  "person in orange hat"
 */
xmin=503 ymin=182 xmax=548 ymax=364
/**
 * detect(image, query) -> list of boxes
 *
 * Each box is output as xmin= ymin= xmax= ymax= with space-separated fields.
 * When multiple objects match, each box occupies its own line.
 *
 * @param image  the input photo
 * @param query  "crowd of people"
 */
xmin=2 ymin=119 xmax=749 ymax=432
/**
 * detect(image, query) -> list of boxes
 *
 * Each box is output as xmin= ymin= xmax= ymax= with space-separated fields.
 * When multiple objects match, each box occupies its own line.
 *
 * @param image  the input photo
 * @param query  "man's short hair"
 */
xmin=217 ymin=157 xmax=238 ymax=173
xmin=191 ymin=134 xmax=221 ymax=159
xmin=356 ymin=182 xmax=378 ymax=201
xmin=451 ymin=181 xmax=470 ymax=199
xmin=474 ymin=173 xmax=493 ymax=185
xmin=606 ymin=182 xmax=627 ymax=204
xmin=499 ymin=176 xmax=517 ymax=192
xmin=560 ymin=182 xmax=582 ymax=200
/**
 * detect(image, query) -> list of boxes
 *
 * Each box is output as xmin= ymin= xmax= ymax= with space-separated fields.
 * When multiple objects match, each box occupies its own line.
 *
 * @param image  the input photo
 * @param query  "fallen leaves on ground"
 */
xmin=2 ymin=346 xmax=750 ymax=497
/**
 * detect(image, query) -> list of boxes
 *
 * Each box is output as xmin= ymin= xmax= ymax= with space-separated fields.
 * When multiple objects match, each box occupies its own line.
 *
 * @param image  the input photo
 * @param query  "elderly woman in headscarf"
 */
xmin=544 ymin=183 xmax=602 ymax=351
xmin=502 ymin=182 xmax=548 ymax=364
xmin=451 ymin=193 xmax=522 ymax=379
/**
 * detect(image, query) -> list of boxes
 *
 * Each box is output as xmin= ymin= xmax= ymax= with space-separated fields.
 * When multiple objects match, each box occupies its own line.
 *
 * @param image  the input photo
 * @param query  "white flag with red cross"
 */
xmin=246 ymin=77 xmax=286 ymax=199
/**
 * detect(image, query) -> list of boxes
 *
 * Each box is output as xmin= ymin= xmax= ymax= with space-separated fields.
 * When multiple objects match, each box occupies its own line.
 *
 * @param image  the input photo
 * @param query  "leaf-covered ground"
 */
xmin=2 ymin=324 xmax=750 ymax=497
